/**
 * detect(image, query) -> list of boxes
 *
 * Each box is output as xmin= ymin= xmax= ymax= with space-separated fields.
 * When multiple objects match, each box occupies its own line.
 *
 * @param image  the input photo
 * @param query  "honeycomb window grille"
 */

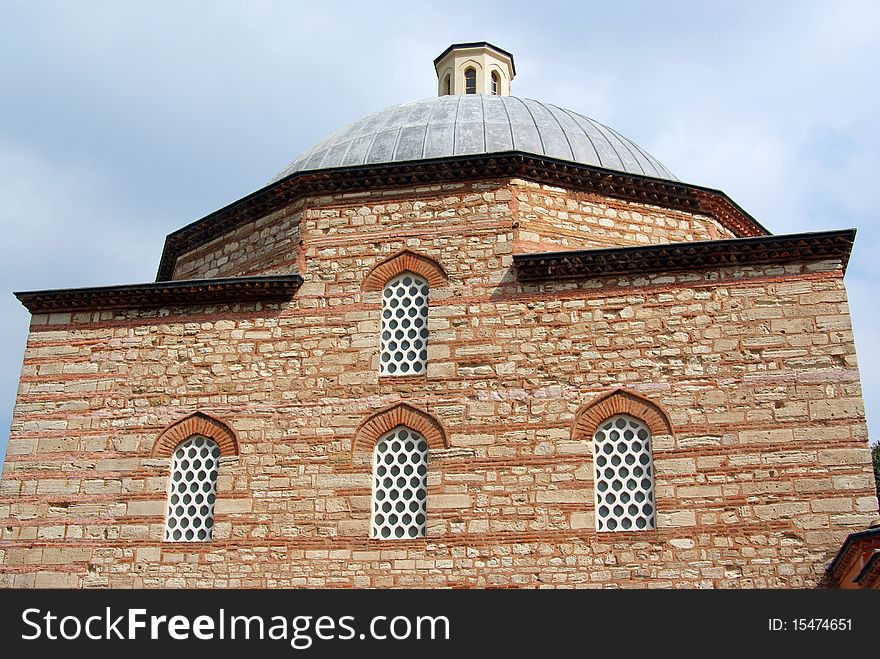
xmin=380 ymin=272 xmax=429 ymax=376
xmin=164 ymin=435 xmax=220 ymax=542
xmin=592 ymin=414 xmax=656 ymax=532
xmin=371 ymin=426 xmax=429 ymax=539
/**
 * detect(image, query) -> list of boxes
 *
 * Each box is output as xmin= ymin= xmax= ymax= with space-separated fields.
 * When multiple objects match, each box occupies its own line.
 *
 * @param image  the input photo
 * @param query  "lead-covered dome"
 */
xmin=273 ymin=95 xmax=677 ymax=182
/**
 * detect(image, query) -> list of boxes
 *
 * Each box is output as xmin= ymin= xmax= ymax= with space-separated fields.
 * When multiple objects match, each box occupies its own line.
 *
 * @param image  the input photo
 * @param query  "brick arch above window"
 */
xmin=572 ymin=388 xmax=673 ymax=441
xmin=152 ymin=411 xmax=239 ymax=458
xmin=353 ymin=403 xmax=449 ymax=456
xmin=361 ymin=250 xmax=448 ymax=292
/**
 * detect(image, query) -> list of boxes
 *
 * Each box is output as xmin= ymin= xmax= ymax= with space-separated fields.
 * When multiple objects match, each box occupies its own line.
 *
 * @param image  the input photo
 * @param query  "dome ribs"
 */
xmin=513 ymin=229 xmax=856 ymax=283
xmin=155 ymin=152 xmax=770 ymax=282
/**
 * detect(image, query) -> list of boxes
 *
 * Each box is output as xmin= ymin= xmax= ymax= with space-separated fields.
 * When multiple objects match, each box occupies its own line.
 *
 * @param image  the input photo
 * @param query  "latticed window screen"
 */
xmin=380 ymin=272 xmax=429 ymax=375
xmin=164 ymin=435 xmax=220 ymax=542
xmin=592 ymin=415 xmax=656 ymax=532
xmin=371 ymin=427 xmax=428 ymax=539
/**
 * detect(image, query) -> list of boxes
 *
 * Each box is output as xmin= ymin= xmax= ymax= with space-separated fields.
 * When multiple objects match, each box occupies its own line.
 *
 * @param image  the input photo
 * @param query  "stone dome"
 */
xmin=272 ymin=95 xmax=676 ymax=182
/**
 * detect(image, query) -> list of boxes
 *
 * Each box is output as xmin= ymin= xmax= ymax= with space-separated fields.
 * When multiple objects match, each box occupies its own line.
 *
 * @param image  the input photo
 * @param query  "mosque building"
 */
xmin=1 ymin=43 xmax=877 ymax=588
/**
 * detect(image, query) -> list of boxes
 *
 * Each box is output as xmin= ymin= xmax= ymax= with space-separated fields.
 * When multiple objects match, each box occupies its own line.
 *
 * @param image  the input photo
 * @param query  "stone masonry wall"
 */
xmin=512 ymin=179 xmax=735 ymax=254
xmin=171 ymin=200 xmax=304 ymax=281
xmin=1 ymin=182 xmax=876 ymax=588
xmin=169 ymin=179 xmax=740 ymax=283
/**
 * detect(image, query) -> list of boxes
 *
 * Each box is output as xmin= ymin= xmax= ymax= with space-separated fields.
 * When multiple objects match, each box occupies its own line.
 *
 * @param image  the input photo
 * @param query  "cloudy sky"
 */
xmin=1 ymin=1 xmax=878 ymax=465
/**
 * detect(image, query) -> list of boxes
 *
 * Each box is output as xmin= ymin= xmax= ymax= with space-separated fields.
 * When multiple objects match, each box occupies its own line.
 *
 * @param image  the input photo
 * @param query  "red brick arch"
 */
xmin=361 ymin=250 xmax=448 ymax=292
xmin=151 ymin=411 xmax=239 ymax=458
xmin=572 ymin=389 xmax=673 ymax=441
xmin=353 ymin=403 xmax=449 ymax=455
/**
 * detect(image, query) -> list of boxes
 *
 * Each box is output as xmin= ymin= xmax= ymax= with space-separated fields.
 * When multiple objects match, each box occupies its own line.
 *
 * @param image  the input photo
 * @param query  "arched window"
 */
xmin=443 ymin=73 xmax=451 ymax=95
xmin=164 ymin=435 xmax=220 ymax=542
xmin=491 ymin=71 xmax=500 ymax=95
xmin=592 ymin=414 xmax=655 ymax=532
xmin=464 ymin=67 xmax=476 ymax=94
xmin=381 ymin=271 xmax=429 ymax=375
xmin=371 ymin=426 xmax=428 ymax=539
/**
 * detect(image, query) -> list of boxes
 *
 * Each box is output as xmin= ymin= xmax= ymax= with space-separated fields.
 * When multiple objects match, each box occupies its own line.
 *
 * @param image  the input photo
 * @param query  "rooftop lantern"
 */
xmin=433 ymin=41 xmax=516 ymax=96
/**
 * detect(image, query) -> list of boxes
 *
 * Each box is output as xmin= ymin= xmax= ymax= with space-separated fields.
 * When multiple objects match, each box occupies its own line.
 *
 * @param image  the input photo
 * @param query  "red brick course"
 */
xmin=151 ymin=412 xmax=239 ymax=458
xmin=352 ymin=403 xmax=449 ymax=456
xmin=361 ymin=250 xmax=449 ymax=291
xmin=573 ymin=388 xmax=674 ymax=441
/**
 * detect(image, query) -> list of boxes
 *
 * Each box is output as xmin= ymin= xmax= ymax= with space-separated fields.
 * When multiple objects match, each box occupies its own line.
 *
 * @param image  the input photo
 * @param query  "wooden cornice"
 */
xmin=854 ymin=549 xmax=880 ymax=587
xmin=15 ymin=274 xmax=302 ymax=314
xmin=513 ymin=229 xmax=856 ymax=282
xmin=825 ymin=525 xmax=880 ymax=585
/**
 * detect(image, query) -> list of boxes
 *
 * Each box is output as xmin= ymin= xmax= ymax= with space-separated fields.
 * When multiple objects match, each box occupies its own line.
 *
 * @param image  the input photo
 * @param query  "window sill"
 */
xmin=593 ymin=529 xmax=662 ymax=539
xmin=378 ymin=374 xmax=428 ymax=383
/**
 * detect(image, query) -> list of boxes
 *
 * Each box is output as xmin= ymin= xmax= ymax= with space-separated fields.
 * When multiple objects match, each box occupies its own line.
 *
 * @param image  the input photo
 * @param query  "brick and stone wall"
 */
xmin=511 ymin=179 xmax=734 ymax=254
xmin=1 ymin=181 xmax=876 ymax=588
xmin=171 ymin=200 xmax=304 ymax=280
xmin=169 ymin=179 xmax=737 ymax=283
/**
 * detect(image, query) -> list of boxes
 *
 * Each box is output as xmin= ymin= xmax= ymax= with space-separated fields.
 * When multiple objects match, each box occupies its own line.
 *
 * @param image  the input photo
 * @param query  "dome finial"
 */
xmin=433 ymin=42 xmax=515 ymax=97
